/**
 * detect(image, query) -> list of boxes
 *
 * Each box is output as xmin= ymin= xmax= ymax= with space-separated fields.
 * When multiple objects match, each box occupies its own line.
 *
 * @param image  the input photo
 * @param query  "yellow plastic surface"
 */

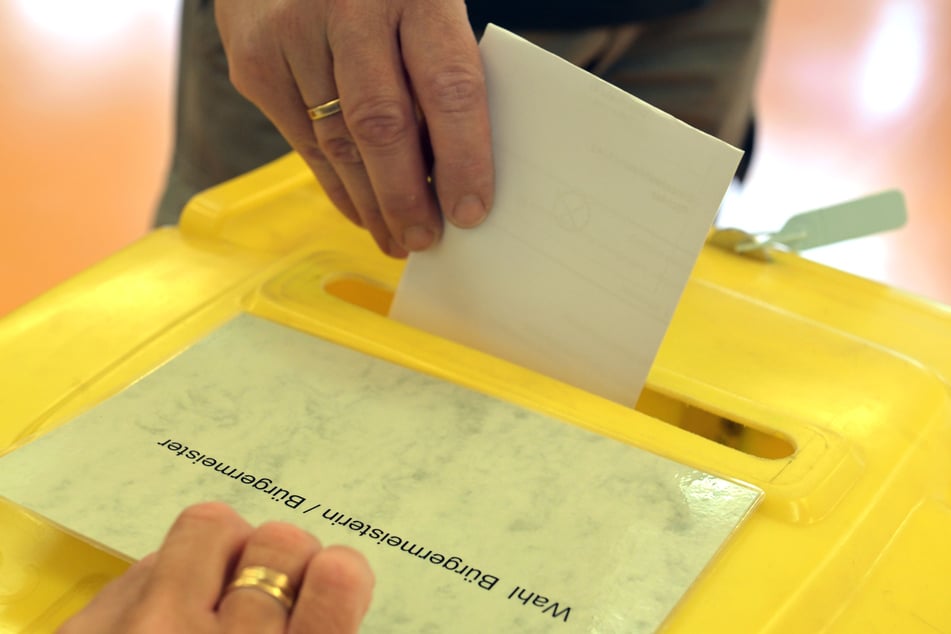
xmin=1 ymin=154 xmax=949 ymax=633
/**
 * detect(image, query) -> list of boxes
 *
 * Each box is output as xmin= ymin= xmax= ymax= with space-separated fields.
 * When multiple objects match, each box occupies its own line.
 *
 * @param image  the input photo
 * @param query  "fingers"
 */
xmin=400 ymin=0 xmax=494 ymax=229
xmin=57 ymin=504 xmax=375 ymax=634
xmin=218 ymin=522 xmax=323 ymax=633
xmin=266 ymin=59 xmax=377 ymax=241
xmin=283 ymin=14 xmax=410 ymax=257
xmin=148 ymin=502 xmax=253 ymax=610
xmin=215 ymin=1 xmax=370 ymax=243
xmin=217 ymin=0 xmax=494 ymax=257
xmin=327 ymin=0 xmax=494 ymax=241
xmin=289 ymin=546 xmax=375 ymax=634
xmin=327 ymin=4 xmax=441 ymax=254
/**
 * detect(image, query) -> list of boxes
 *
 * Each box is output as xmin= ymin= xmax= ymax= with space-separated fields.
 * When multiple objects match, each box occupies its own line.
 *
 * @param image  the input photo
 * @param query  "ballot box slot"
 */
xmin=635 ymin=389 xmax=795 ymax=459
xmin=320 ymin=273 xmax=796 ymax=460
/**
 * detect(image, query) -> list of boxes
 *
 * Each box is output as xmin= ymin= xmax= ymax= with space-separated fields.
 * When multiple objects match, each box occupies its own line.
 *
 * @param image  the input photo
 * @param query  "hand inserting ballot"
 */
xmin=214 ymin=0 xmax=495 ymax=258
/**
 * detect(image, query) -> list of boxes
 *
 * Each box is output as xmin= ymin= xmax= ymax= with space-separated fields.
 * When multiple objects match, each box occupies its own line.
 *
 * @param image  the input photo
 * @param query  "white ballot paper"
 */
xmin=391 ymin=25 xmax=742 ymax=406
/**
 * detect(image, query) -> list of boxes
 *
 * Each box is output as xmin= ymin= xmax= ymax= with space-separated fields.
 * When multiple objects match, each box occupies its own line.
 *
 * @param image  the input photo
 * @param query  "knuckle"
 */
xmin=310 ymin=546 xmax=375 ymax=592
xmin=424 ymin=63 xmax=485 ymax=114
xmin=226 ymin=46 xmax=271 ymax=98
xmin=346 ymin=99 xmax=412 ymax=149
xmin=220 ymin=15 xmax=279 ymax=99
xmin=174 ymin=501 xmax=237 ymax=529
xmin=298 ymin=140 xmax=331 ymax=166
xmin=319 ymin=134 xmax=363 ymax=164
xmin=272 ymin=1 xmax=307 ymax=39
xmin=443 ymin=154 xmax=488 ymax=178
xmin=124 ymin=600 xmax=168 ymax=626
xmin=383 ymin=190 xmax=427 ymax=220
xmin=437 ymin=160 xmax=493 ymax=198
xmin=251 ymin=521 xmax=313 ymax=548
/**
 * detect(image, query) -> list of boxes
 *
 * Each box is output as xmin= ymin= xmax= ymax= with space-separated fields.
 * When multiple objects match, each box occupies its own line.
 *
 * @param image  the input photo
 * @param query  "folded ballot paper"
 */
xmin=0 ymin=26 xmax=756 ymax=634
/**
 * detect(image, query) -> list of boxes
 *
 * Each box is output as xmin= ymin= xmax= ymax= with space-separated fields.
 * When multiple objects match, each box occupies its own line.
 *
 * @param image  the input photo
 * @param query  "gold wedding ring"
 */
xmin=307 ymin=98 xmax=342 ymax=121
xmin=225 ymin=565 xmax=297 ymax=611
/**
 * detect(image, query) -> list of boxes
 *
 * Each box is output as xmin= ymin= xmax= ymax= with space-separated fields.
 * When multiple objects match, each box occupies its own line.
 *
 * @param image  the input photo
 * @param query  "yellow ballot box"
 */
xmin=1 ymin=154 xmax=949 ymax=633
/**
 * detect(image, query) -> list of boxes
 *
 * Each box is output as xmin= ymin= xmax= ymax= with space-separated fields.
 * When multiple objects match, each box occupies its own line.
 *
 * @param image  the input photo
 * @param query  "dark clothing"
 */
xmin=467 ymin=0 xmax=707 ymax=30
xmin=198 ymin=0 xmax=708 ymax=30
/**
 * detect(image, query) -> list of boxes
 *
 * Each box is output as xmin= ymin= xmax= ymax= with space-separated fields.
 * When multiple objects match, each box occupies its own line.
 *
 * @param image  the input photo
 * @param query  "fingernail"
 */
xmin=451 ymin=195 xmax=487 ymax=228
xmin=403 ymin=225 xmax=435 ymax=251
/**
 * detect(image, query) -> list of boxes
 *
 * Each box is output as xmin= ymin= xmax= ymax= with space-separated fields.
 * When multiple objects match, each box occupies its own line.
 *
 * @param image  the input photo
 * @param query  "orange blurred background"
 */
xmin=1 ymin=0 xmax=949 ymax=316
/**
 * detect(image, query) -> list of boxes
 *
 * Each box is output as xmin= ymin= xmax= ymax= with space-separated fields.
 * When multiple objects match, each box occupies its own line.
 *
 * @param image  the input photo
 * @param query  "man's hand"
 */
xmin=215 ymin=0 xmax=495 ymax=257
